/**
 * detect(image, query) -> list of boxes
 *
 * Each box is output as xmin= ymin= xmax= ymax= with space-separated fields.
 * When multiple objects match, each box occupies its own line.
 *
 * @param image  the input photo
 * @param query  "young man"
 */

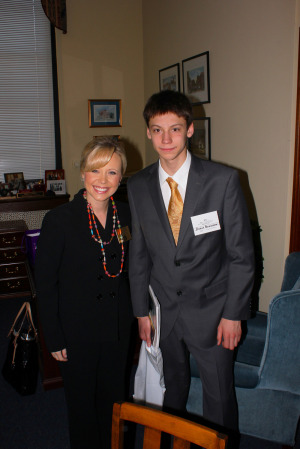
xmin=127 ymin=90 xmax=254 ymax=431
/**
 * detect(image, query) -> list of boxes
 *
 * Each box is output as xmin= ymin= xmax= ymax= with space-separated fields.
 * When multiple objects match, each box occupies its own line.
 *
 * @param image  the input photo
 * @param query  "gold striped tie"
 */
xmin=166 ymin=177 xmax=183 ymax=245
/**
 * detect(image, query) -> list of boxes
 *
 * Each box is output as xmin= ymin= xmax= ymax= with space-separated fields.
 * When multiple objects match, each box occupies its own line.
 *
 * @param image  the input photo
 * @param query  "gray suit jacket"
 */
xmin=127 ymin=155 xmax=254 ymax=348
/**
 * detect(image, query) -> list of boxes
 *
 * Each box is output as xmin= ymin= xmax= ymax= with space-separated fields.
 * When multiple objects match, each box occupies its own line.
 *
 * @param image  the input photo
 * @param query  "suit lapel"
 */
xmin=177 ymin=155 xmax=206 ymax=249
xmin=147 ymin=162 xmax=175 ymax=246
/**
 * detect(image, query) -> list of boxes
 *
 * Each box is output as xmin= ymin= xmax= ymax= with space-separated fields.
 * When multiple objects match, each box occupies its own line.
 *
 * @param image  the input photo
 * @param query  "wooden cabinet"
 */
xmin=0 ymin=194 xmax=70 ymax=213
xmin=0 ymin=195 xmax=70 ymax=390
xmin=0 ymin=220 xmax=31 ymax=299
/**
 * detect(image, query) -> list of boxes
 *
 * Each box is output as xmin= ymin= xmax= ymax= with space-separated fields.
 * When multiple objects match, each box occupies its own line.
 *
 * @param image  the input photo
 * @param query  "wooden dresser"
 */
xmin=0 ymin=220 xmax=31 ymax=299
xmin=0 ymin=195 xmax=70 ymax=391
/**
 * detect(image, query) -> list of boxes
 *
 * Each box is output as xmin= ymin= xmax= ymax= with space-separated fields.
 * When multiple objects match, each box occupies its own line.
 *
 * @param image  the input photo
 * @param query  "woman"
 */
xmin=35 ymin=137 xmax=135 ymax=449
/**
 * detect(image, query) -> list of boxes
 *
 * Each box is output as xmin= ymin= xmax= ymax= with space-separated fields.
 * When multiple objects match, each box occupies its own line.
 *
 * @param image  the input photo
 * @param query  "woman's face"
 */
xmin=82 ymin=152 xmax=122 ymax=208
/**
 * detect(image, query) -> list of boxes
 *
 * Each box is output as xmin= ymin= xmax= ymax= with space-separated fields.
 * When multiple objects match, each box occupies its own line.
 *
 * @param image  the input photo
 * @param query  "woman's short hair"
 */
xmin=80 ymin=136 xmax=127 ymax=175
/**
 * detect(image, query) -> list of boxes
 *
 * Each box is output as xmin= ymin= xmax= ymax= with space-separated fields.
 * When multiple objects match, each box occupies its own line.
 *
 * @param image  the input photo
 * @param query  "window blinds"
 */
xmin=0 ymin=0 xmax=55 ymax=182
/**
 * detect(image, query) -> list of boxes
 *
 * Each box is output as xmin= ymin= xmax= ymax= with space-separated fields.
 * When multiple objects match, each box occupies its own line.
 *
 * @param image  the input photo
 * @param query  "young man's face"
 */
xmin=147 ymin=113 xmax=194 ymax=171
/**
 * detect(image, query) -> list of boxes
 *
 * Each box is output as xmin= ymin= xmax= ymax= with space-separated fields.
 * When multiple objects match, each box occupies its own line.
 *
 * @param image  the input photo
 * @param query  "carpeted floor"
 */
xmin=0 ymin=297 xmax=298 ymax=449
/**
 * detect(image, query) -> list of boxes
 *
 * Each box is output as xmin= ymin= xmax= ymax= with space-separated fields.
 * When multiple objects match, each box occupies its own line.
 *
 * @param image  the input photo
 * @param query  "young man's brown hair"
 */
xmin=143 ymin=90 xmax=193 ymax=128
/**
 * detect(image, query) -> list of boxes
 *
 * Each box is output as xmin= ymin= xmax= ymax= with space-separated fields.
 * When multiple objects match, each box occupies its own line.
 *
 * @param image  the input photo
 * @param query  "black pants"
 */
xmin=59 ymin=336 xmax=132 ymax=449
xmin=160 ymin=317 xmax=238 ymax=431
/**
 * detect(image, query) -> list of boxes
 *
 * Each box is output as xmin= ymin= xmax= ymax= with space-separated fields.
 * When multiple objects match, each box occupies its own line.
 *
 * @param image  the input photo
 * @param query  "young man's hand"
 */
xmin=217 ymin=318 xmax=242 ymax=350
xmin=137 ymin=316 xmax=152 ymax=347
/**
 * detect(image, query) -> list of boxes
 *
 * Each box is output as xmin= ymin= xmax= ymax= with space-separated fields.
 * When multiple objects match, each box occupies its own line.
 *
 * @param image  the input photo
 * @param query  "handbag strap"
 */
xmin=25 ymin=302 xmax=38 ymax=339
xmin=8 ymin=301 xmax=38 ymax=341
xmin=8 ymin=302 xmax=27 ymax=337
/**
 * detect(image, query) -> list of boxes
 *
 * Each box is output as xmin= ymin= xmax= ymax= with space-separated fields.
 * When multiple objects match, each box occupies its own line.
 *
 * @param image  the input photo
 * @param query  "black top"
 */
xmin=35 ymin=189 xmax=133 ymax=353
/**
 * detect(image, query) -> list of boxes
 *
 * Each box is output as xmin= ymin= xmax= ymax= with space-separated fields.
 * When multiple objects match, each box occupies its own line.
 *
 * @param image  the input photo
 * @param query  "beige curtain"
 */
xmin=41 ymin=0 xmax=67 ymax=33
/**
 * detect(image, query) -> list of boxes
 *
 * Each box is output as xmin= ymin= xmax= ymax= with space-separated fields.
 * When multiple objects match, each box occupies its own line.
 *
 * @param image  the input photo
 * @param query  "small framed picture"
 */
xmin=25 ymin=179 xmax=45 ymax=191
xmin=46 ymin=179 xmax=66 ymax=195
xmin=88 ymin=100 xmax=122 ymax=127
xmin=45 ymin=169 xmax=65 ymax=181
xmin=93 ymin=135 xmax=120 ymax=141
xmin=4 ymin=172 xmax=24 ymax=184
xmin=189 ymin=117 xmax=211 ymax=160
xmin=159 ymin=63 xmax=180 ymax=92
xmin=182 ymin=51 xmax=210 ymax=104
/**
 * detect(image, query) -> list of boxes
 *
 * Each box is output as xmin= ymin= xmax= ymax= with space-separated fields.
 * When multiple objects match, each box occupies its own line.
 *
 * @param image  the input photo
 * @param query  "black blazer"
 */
xmin=128 ymin=155 xmax=255 ymax=348
xmin=35 ymin=189 xmax=133 ymax=353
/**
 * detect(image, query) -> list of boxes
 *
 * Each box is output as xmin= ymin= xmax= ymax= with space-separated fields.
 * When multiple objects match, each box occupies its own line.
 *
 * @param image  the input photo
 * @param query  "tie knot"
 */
xmin=166 ymin=177 xmax=178 ymax=191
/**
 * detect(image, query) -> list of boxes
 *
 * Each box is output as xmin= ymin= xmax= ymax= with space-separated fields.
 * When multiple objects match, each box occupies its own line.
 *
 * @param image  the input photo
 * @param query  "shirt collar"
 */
xmin=159 ymin=151 xmax=191 ymax=187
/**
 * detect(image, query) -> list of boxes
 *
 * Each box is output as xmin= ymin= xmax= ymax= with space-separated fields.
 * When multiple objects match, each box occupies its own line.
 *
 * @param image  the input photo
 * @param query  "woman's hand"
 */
xmin=51 ymin=348 xmax=68 ymax=362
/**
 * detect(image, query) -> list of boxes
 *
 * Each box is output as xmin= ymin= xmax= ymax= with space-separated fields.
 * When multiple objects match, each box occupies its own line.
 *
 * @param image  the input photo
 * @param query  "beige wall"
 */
xmin=142 ymin=0 xmax=299 ymax=311
xmin=55 ymin=0 xmax=145 ymax=197
xmin=55 ymin=0 xmax=299 ymax=312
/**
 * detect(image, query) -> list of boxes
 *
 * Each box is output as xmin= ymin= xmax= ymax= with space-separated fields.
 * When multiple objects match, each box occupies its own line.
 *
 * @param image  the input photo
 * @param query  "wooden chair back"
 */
xmin=111 ymin=402 xmax=227 ymax=449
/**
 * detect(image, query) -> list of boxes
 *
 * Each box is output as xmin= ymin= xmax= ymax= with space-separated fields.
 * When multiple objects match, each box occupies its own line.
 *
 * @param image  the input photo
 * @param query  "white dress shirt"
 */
xmin=159 ymin=151 xmax=191 ymax=211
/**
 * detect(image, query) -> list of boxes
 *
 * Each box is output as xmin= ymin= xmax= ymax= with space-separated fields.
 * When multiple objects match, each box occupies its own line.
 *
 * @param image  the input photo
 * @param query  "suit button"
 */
xmin=97 ymin=275 xmax=104 ymax=280
xmin=175 ymin=260 xmax=181 ymax=266
xmin=110 ymin=291 xmax=116 ymax=298
xmin=97 ymin=293 xmax=103 ymax=300
xmin=177 ymin=290 xmax=182 ymax=296
xmin=111 ymin=252 xmax=117 ymax=259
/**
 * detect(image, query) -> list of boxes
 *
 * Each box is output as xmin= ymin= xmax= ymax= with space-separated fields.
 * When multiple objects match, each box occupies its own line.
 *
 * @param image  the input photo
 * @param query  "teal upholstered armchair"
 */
xmin=187 ymin=252 xmax=300 ymax=447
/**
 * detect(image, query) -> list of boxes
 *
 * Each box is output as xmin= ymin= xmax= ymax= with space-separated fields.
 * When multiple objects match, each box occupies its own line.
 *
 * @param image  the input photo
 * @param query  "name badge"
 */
xmin=191 ymin=211 xmax=221 ymax=236
xmin=117 ymin=226 xmax=132 ymax=243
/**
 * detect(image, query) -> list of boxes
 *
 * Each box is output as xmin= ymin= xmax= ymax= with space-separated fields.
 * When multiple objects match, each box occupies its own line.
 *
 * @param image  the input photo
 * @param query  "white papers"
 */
xmin=133 ymin=285 xmax=165 ymax=406
xmin=148 ymin=285 xmax=160 ymax=349
xmin=133 ymin=340 xmax=165 ymax=406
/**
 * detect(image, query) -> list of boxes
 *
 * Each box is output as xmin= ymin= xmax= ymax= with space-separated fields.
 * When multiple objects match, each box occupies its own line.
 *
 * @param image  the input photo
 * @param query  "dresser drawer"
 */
xmin=0 ymin=248 xmax=26 ymax=264
xmin=0 ymin=276 xmax=31 ymax=295
xmin=0 ymin=231 xmax=24 ymax=249
xmin=0 ymin=262 xmax=27 ymax=279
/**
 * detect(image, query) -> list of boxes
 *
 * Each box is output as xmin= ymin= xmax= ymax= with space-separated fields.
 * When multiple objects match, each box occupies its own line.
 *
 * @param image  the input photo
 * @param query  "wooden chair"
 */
xmin=111 ymin=401 xmax=227 ymax=449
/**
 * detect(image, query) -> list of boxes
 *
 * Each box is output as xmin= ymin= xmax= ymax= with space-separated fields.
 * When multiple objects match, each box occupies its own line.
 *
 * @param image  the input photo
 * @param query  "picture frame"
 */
xmin=25 ymin=179 xmax=45 ymax=191
xmin=4 ymin=172 xmax=24 ymax=184
xmin=93 ymin=135 xmax=120 ymax=141
xmin=45 ymin=169 xmax=65 ymax=181
xmin=189 ymin=117 xmax=211 ymax=160
xmin=46 ymin=179 xmax=66 ymax=195
xmin=88 ymin=100 xmax=122 ymax=128
xmin=182 ymin=51 xmax=210 ymax=104
xmin=159 ymin=63 xmax=180 ymax=92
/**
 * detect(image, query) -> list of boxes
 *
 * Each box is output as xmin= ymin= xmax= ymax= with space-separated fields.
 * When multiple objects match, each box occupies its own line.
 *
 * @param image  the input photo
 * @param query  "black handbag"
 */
xmin=2 ymin=301 xmax=39 ymax=395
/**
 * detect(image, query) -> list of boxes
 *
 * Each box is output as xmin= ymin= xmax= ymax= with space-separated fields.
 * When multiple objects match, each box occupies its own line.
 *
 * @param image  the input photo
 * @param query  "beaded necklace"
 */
xmin=83 ymin=191 xmax=124 ymax=278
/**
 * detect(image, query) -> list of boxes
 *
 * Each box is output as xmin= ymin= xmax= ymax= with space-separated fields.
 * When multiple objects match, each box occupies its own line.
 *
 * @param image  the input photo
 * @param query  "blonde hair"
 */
xmin=80 ymin=137 xmax=127 ymax=175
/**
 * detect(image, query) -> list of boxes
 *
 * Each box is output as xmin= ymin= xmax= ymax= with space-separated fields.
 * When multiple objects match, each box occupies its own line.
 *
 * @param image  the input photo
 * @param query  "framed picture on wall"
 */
xmin=93 ymin=135 xmax=120 ymax=141
xmin=182 ymin=51 xmax=210 ymax=104
xmin=159 ymin=63 xmax=180 ymax=92
xmin=88 ymin=100 xmax=122 ymax=127
xmin=188 ymin=117 xmax=211 ymax=160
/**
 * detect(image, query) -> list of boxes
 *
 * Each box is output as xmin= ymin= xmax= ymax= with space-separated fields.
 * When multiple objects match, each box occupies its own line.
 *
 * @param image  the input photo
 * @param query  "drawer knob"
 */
xmin=7 ymin=280 xmax=21 ymax=289
xmin=3 ymin=251 xmax=18 ymax=260
xmin=2 ymin=236 xmax=17 ymax=244
xmin=5 ymin=266 xmax=19 ymax=274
